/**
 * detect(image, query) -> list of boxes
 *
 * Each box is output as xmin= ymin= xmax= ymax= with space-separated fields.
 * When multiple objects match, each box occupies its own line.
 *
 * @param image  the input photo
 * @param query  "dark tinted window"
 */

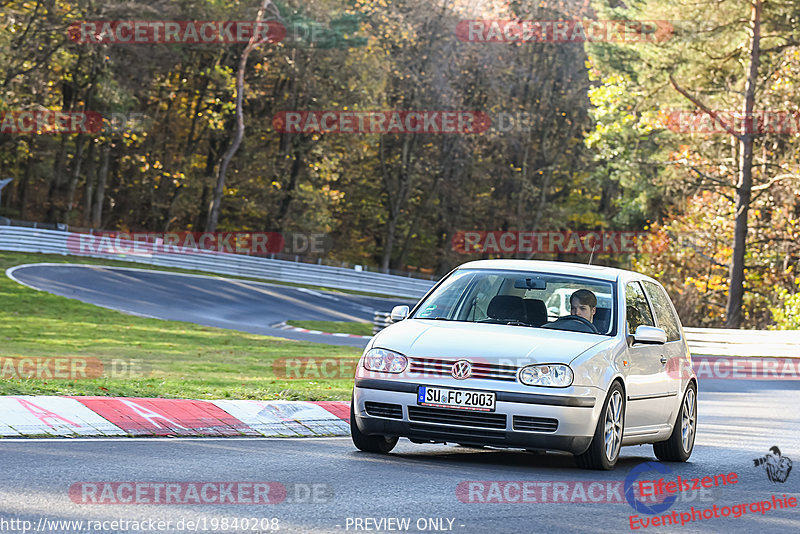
xmin=625 ymin=282 xmax=654 ymax=335
xmin=642 ymin=281 xmax=681 ymax=342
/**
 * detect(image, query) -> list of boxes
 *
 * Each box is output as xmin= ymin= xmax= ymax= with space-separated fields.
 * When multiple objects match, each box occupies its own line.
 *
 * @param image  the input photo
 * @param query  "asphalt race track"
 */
xmin=3 ymin=262 xmax=799 ymax=533
xmin=7 ymin=263 xmax=416 ymax=346
xmin=0 ymin=380 xmax=798 ymax=534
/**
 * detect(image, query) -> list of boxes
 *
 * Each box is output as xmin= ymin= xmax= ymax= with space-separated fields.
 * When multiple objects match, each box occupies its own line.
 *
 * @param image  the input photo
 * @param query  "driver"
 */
xmin=570 ymin=289 xmax=597 ymax=323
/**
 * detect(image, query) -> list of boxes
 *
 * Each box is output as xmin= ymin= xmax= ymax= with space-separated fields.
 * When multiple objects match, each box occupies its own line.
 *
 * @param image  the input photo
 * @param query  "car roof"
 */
xmin=455 ymin=259 xmax=644 ymax=283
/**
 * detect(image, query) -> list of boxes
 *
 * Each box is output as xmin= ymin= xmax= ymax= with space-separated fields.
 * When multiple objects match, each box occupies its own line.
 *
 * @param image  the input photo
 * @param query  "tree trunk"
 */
xmin=207 ymin=0 xmax=277 ymax=232
xmin=275 ymin=145 xmax=303 ymax=225
xmin=92 ymin=143 xmax=110 ymax=228
xmin=83 ymin=140 xmax=97 ymax=227
xmin=379 ymin=135 xmax=415 ymax=272
xmin=381 ymin=216 xmax=398 ymax=273
xmin=725 ymin=0 xmax=761 ymax=328
xmin=18 ymin=139 xmax=36 ymax=220
xmin=65 ymin=134 xmax=86 ymax=224
xmin=46 ymin=136 xmax=69 ymax=223
xmin=395 ymin=137 xmax=460 ymax=268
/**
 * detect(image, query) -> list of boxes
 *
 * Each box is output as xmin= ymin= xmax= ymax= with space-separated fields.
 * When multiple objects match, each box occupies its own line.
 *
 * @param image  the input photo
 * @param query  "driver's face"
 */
xmin=571 ymin=299 xmax=596 ymax=322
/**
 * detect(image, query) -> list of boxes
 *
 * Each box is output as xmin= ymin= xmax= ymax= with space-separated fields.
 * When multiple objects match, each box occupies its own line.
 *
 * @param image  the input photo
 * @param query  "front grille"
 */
xmin=513 ymin=416 xmax=559 ymax=433
xmin=408 ymin=358 xmax=518 ymax=382
xmin=407 ymin=406 xmax=507 ymax=429
xmin=364 ymin=402 xmax=403 ymax=419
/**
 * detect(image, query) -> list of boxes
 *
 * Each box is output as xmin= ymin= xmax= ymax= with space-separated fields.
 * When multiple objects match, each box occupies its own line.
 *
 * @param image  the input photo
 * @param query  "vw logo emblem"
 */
xmin=451 ymin=360 xmax=472 ymax=380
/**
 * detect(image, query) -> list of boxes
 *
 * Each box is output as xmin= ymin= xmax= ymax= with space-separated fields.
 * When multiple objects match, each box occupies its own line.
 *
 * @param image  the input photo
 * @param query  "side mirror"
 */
xmin=390 ymin=305 xmax=410 ymax=322
xmin=632 ymin=325 xmax=667 ymax=345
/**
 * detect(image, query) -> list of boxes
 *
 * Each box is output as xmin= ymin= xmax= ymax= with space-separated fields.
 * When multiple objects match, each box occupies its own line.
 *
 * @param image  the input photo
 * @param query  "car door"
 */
xmin=641 ymin=280 xmax=686 ymax=425
xmin=623 ymin=281 xmax=673 ymax=433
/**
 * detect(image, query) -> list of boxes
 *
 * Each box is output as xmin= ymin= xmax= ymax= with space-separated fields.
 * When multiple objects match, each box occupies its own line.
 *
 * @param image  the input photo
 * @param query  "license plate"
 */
xmin=417 ymin=386 xmax=496 ymax=412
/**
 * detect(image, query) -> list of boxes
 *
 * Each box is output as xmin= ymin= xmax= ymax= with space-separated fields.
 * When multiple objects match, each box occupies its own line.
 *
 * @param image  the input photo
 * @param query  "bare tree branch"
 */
xmin=669 ymin=74 xmax=744 ymax=141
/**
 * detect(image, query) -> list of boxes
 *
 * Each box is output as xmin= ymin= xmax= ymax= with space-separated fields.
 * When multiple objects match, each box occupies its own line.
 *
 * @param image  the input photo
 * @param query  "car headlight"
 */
xmin=519 ymin=364 xmax=573 ymax=387
xmin=363 ymin=348 xmax=408 ymax=373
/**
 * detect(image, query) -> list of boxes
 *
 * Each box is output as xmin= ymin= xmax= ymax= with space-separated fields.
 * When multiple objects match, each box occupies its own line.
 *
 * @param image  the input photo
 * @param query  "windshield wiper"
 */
xmin=474 ymin=319 xmax=535 ymax=327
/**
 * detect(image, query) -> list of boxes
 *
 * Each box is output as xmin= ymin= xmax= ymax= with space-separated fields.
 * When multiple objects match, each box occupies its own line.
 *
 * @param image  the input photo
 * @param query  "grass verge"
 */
xmin=286 ymin=320 xmax=372 ymax=336
xmin=0 ymin=252 xmax=361 ymax=400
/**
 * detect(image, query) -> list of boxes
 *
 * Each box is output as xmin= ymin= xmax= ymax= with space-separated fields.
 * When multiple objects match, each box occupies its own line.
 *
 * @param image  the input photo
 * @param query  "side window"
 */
xmin=642 ymin=281 xmax=682 ymax=342
xmin=625 ymin=282 xmax=655 ymax=335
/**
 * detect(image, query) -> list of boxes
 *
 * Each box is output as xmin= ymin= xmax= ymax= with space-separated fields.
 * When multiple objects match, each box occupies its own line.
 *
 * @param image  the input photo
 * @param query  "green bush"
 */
xmin=771 ymin=285 xmax=800 ymax=330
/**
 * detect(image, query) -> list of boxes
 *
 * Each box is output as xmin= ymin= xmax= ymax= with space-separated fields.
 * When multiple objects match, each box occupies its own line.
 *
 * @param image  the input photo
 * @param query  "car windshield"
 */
xmin=411 ymin=269 xmax=615 ymax=335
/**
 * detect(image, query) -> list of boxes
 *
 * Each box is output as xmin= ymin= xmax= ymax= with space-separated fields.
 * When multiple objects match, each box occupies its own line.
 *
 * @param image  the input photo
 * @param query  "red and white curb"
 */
xmin=273 ymin=321 xmax=373 ymax=340
xmin=0 ymin=396 xmax=350 ymax=438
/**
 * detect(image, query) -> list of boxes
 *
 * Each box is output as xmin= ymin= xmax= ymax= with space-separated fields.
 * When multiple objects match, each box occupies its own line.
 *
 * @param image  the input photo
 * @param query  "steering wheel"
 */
xmin=545 ymin=314 xmax=599 ymax=334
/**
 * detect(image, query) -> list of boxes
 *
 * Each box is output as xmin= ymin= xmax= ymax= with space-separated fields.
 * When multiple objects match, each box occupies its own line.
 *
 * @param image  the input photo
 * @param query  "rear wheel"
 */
xmin=350 ymin=397 xmax=398 ymax=454
xmin=653 ymin=383 xmax=696 ymax=462
xmin=575 ymin=382 xmax=624 ymax=470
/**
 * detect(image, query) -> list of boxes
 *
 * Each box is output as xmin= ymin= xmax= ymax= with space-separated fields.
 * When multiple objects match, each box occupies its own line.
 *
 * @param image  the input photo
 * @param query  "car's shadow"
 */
xmin=351 ymin=443 xmax=660 ymax=475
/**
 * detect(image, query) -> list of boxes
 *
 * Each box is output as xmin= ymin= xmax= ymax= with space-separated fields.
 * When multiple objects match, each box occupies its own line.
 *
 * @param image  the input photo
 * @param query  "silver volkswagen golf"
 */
xmin=350 ymin=260 xmax=697 ymax=470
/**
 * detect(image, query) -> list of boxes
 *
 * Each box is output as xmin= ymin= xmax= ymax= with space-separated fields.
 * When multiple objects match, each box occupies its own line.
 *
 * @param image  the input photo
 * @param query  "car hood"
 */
xmin=372 ymin=319 xmax=607 ymax=365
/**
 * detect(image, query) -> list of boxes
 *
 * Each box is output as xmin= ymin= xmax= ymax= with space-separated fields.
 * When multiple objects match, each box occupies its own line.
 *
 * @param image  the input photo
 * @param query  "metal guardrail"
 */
xmin=373 ymin=311 xmax=394 ymax=335
xmin=369 ymin=316 xmax=799 ymax=357
xmin=0 ymin=226 xmax=437 ymax=298
xmin=683 ymin=327 xmax=800 ymax=357
xmin=0 ymin=216 xmax=438 ymax=281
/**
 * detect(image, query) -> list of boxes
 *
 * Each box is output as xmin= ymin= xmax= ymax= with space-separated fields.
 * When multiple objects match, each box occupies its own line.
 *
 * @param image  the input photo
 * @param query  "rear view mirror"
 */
xmin=390 ymin=305 xmax=410 ymax=322
xmin=632 ymin=325 xmax=667 ymax=345
xmin=514 ymin=277 xmax=547 ymax=290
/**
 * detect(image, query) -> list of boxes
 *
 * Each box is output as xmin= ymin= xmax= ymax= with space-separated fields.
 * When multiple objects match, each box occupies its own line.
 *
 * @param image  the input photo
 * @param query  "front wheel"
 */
xmin=350 ymin=396 xmax=398 ymax=454
xmin=575 ymin=382 xmax=625 ymax=470
xmin=653 ymin=383 xmax=696 ymax=462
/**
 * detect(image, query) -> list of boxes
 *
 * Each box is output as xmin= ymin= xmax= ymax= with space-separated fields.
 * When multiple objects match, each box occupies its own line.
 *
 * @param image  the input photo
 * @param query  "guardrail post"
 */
xmin=373 ymin=311 xmax=394 ymax=335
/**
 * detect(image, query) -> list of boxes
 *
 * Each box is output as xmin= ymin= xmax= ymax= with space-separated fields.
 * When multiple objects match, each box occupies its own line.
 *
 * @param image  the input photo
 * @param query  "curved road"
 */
xmin=7 ymin=263 xmax=415 ymax=346
xmin=0 ymin=381 xmax=798 ymax=533
xmin=2 ymin=263 xmax=799 ymax=532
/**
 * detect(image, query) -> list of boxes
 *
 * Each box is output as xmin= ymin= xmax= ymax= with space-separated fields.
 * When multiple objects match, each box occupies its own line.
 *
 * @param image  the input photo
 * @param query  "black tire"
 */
xmin=654 ymin=382 xmax=696 ymax=462
xmin=350 ymin=397 xmax=398 ymax=454
xmin=575 ymin=381 xmax=625 ymax=470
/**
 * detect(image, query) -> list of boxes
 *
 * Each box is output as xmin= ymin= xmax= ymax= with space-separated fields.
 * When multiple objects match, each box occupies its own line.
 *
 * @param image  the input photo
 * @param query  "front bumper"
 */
xmin=353 ymin=378 xmax=603 ymax=455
